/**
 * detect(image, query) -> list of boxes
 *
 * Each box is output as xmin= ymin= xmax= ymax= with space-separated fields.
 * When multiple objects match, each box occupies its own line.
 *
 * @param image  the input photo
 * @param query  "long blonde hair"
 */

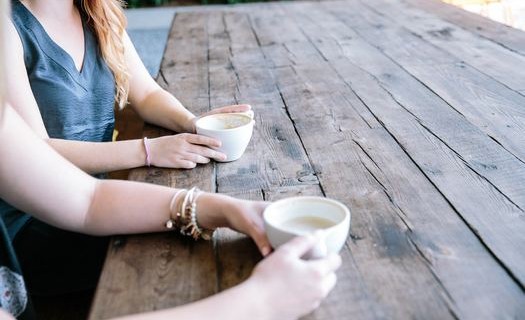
xmin=81 ymin=0 xmax=129 ymax=109
xmin=0 ymin=0 xmax=7 ymax=120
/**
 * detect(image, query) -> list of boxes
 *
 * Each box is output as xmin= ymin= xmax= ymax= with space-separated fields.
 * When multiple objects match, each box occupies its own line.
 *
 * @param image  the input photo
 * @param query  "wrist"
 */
xmin=196 ymin=192 xmax=232 ymax=229
xmin=186 ymin=115 xmax=197 ymax=133
xmin=241 ymin=276 xmax=274 ymax=319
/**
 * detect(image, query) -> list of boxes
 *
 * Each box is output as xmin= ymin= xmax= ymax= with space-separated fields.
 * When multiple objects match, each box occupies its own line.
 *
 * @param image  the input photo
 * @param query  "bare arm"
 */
xmin=0 ymin=105 xmax=267 ymax=252
xmin=123 ymin=30 xmax=251 ymax=135
xmin=124 ymin=31 xmax=195 ymax=133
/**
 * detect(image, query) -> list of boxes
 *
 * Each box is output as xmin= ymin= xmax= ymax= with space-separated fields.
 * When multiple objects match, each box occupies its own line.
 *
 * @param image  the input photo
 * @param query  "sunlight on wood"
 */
xmin=443 ymin=0 xmax=525 ymax=30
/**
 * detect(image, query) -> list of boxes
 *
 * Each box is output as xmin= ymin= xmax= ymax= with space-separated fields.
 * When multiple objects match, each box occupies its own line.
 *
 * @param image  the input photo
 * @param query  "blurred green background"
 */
xmin=126 ymin=0 xmax=262 ymax=7
xmin=127 ymin=0 xmax=181 ymax=7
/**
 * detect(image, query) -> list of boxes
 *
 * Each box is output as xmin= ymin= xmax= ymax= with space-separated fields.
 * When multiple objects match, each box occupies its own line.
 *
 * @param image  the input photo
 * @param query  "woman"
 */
xmin=0 ymin=4 xmax=341 ymax=319
xmin=7 ymin=0 xmax=243 ymax=172
xmin=2 ymin=0 xmax=250 ymax=296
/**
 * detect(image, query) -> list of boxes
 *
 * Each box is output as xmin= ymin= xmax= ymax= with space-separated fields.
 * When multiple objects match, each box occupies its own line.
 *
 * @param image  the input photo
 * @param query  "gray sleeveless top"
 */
xmin=11 ymin=0 xmax=116 ymax=141
xmin=0 ymin=0 xmax=116 ymax=239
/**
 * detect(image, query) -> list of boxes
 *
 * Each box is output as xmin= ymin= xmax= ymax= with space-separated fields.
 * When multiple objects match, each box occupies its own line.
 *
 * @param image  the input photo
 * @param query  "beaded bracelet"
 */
xmin=166 ymin=187 xmax=214 ymax=240
xmin=181 ymin=187 xmax=214 ymax=240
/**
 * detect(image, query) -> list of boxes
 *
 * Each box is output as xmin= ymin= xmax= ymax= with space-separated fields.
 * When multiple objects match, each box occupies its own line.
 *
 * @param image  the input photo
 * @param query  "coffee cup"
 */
xmin=195 ymin=112 xmax=255 ymax=162
xmin=263 ymin=196 xmax=351 ymax=258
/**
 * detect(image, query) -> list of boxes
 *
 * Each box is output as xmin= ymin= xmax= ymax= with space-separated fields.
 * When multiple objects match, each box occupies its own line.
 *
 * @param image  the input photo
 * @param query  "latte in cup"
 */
xmin=280 ymin=216 xmax=336 ymax=233
xmin=195 ymin=113 xmax=254 ymax=162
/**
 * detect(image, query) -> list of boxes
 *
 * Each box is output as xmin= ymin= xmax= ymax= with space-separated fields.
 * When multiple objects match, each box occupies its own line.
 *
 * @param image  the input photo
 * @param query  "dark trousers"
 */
xmin=13 ymin=218 xmax=108 ymax=296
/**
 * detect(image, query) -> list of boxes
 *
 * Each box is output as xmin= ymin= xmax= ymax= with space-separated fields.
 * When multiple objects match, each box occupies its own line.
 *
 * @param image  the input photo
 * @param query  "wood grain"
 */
xmin=207 ymin=11 xmax=317 ymax=194
xmin=404 ymin=0 xmax=525 ymax=57
xmin=284 ymin=0 xmax=522 ymax=315
xmin=260 ymin=9 xmax=523 ymax=317
xmin=366 ymin=0 xmax=525 ymax=92
xmin=345 ymin=0 xmax=525 ymax=166
xmin=303 ymin=2 xmax=525 ymax=286
xmin=90 ymin=1 xmax=525 ymax=319
xmin=89 ymin=13 xmax=217 ymax=320
xmin=252 ymin=6 xmax=455 ymax=319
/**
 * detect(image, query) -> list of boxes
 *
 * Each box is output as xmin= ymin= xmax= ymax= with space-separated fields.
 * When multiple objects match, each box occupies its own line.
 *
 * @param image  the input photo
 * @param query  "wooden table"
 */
xmin=89 ymin=0 xmax=525 ymax=318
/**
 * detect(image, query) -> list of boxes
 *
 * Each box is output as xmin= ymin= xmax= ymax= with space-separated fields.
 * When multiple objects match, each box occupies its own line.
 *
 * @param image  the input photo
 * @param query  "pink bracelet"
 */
xmin=143 ymin=137 xmax=152 ymax=167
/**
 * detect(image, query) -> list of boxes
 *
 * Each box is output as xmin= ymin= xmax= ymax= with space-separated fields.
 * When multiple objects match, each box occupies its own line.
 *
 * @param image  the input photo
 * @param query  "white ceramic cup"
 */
xmin=264 ymin=196 xmax=351 ymax=258
xmin=195 ymin=112 xmax=255 ymax=162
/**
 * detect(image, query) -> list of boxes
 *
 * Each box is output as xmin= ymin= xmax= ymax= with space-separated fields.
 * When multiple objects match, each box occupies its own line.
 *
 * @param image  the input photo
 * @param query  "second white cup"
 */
xmin=195 ymin=112 xmax=255 ymax=162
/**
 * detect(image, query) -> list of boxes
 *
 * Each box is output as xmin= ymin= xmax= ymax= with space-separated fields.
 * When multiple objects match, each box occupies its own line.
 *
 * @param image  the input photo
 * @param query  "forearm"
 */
xmin=83 ymin=183 xmax=229 ymax=236
xmin=112 ymin=278 xmax=267 ymax=320
xmin=132 ymin=88 xmax=195 ymax=133
xmin=47 ymin=138 xmax=147 ymax=174
xmin=0 ymin=106 xmax=227 ymax=236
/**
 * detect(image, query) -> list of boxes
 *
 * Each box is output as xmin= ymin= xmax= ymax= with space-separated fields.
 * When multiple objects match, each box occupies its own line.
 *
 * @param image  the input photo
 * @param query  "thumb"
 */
xmin=251 ymin=229 xmax=272 ymax=257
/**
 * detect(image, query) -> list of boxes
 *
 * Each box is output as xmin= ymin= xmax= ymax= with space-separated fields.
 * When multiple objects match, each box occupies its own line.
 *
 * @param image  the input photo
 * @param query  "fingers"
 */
xmin=276 ymin=234 xmax=319 ymax=258
xmin=251 ymin=202 xmax=271 ymax=256
xmin=182 ymin=134 xmax=227 ymax=161
xmin=320 ymin=273 xmax=338 ymax=298
xmin=184 ymin=133 xmax=222 ymax=148
xmin=176 ymin=160 xmax=197 ymax=169
xmin=252 ymin=230 xmax=272 ymax=257
xmin=207 ymin=104 xmax=252 ymax=115
xmin=307 ymin=254 xmax=342 ymax=276
xmin=182 ymin=153 xmax=211 ymax=165
xmin=187 ymin=144 xmax=227 ymax=162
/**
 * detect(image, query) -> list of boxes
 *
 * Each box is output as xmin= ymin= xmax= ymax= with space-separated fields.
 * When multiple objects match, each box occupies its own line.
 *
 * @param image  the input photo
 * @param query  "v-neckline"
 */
xmin=17 ymin=0 xmax=87 ymax=74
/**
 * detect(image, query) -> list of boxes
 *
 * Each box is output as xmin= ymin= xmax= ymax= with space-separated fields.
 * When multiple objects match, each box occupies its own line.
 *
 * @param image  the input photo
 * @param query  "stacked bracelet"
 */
xmin=166 ymin=187 xmax=214 ymax=240
xmin=165 ymin=189 xmax=186 ymax=230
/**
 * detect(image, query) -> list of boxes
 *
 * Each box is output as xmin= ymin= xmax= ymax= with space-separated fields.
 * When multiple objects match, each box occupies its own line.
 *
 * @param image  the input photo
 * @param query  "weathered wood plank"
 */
xmin=297 ymin=0 xmax=525 ymax=288
xmin=358 ymin=0 xmax=525 ymax=165
xmin=266 ymin=52 xmax=523 ymax=320
xmin=205 ymin=13 xmax=341 ymax=316
xmin=327 ymin=1 xmax=525 ymax=165
xmin=329 ymin=57 xmax=525 ymax=309
xmin=247 ymin=6 xmax=463 ymax=319
xmin=364 ymin=0 xmax=525 ymax=93
xmin=281 ymin=2 xmax=525 ymax=212
xmin=89 ymin=234 xmax=216 ymax=320
xmin=89 ymin=13 xmax=217 ymax=320
xmin=158 ymin=12 xmax=210 ymax=114
xmin=403 ymin=0 xmax=525 ymax=57
xmin=91 ymin=2 xmax=525 ymax=319
xmin=271 ymin=3 xmax=525 ymax=317
xmin=326 ymin=0 xmax=525 ymax=208
xmin=247 ymin=3 xmax=307 ymax=46
xmin=267 ymin=67 xmax=454 ymax=319
xmin=207 ymin=11 xmax=318 ymax=193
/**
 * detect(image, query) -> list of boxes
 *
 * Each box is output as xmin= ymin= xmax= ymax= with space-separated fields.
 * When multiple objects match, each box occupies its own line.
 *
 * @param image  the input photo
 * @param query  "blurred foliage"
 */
xmin=126 ymin=0 xmax=266 ymax=7
xmin=127 ymin=0 xmax=170 ymax=8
